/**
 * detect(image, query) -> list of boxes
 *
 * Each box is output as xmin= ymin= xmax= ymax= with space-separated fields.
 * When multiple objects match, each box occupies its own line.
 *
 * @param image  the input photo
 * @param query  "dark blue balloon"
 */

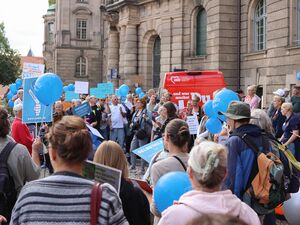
xmin=138 ymin=92 xmax=145 ymax=98
xmin=154 ymin=172 xmax=192 ymax=213
xmin=33 ymin=73 xmax=63 ymax=105
xmin=297 ymin=72 xmax=300 ymax=81
xmin=15 ymin=78 xmax=22 ymax=88
xmin=203 ymin=100 xmax=218 ymax=118
xmin=213 ymin=89 xmax=239 ymax=121
xmin=206 ymin=117 xmax=222 ymax=134
xmin=119 ymin=84 xmax=129 ymax=97
xmin=68 ymin=84 xmax=75 ymax=91
xmin=6 ymin=91 xmax=13 ymax=100
xmin=135 ymin=87 xmax=142 ymax=95
xmin=8 ymin=100 xmax=14 ymax=108
xmin=63 ymin=86 xmax=69 ymax=92
xmin=10 ymin=84 xmax=17 ymax=95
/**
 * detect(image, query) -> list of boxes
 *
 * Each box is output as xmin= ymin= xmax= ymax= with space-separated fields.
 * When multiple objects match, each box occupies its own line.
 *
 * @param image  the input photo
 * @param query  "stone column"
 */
xmin=119 ymin=26 xmax=126 ymax=78
xmin=107 ymin=27 xmax=119 ymax=85
xmin=123 ymin=24 xmax=137 ymax=79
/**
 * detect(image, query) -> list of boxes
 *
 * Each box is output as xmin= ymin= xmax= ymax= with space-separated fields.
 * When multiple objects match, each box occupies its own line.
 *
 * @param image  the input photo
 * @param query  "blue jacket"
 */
xmin=224 ymin=124 xmax=266 ymax=199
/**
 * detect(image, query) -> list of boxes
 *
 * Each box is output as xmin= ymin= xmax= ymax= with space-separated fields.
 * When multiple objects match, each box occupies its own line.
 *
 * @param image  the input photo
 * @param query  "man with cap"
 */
xmin=267 ymin=88 xmax=285 ymax=118
xmin=222 ymin=101 xmax=269 ymax=199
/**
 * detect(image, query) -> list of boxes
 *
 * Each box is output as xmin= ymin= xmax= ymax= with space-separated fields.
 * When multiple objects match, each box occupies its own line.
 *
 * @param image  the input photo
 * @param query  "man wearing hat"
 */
xmin=221 ymin=101 xmax=268 ymax=201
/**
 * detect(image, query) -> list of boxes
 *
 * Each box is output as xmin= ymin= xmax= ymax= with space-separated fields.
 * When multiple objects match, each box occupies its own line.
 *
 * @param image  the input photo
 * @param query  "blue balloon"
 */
xmin=15 ymin=78 xmax=22 ymax=88
xmin=297 ymin=72 xmax=300 ymax=80
xmin=10 ymin=83 xmax=17 ymax=95
xmin=8 ymin=100 xmax=14 ymax=108
xmin=119 ymin=84 xmax=130 ymax=97
xmin=203 ymin=100 xmax=218 ymax=118
xmin=6 ymin=91 xmax=13 ymax=100
xmin=138 ymin=92 xmax=145 ymax=98
xmin=154 ymin=172 xmax=192 ymax=213
xmin=135 ymin=87 xmax=142 ymax=95
xmin=63 ymin=86 xmax=69 ymax=92
xmin=213 ymin=89 xmax=239 ymax=121
xmin=34 ymin=73 xmax=63 ymax=105
xmin=68 ymin=84 xmax=75 ymax=91
xmin=205 ymin=117 xmax=223 ymax=134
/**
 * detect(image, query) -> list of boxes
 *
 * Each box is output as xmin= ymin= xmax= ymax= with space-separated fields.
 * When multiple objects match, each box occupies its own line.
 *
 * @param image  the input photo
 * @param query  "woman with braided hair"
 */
xmin=158 ymin=141 xmax=260 ymax=225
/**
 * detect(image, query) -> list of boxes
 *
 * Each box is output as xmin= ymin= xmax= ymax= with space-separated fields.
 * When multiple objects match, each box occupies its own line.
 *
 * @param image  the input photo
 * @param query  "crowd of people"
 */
xmin=0 ymin=83 xmax=300 ymax=225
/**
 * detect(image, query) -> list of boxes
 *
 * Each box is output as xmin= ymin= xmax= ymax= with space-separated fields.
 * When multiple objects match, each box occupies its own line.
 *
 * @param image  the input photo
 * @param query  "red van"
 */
xmin=162 ymin=71 xmax=226 ymax=108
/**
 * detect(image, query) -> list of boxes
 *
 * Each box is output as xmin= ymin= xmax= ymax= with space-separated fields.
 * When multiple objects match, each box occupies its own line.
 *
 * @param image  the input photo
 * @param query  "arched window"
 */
xmin=254 ymin=0 xmax=266 ymax=50
xmin=48 ymin=22 xmax=54 ymax=43
xmin=196 ymin=9 xmax=207 ymax=56
xmin=152 ymin=36 xmax=161 ymax=88
xmin=75 ymin=57 xmax=87 ymax=77
xmin=297 ymin=0 xmax=300 ymax=45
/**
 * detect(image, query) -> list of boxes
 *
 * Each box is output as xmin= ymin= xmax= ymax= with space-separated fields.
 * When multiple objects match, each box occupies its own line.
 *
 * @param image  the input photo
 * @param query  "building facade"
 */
xmin=44 ymin=0 xmax=300 ymax=106
xmin=104 ymin=0 xmax=300 ymax=106
xmin=43 ymin=0 xmax=105 ymax=86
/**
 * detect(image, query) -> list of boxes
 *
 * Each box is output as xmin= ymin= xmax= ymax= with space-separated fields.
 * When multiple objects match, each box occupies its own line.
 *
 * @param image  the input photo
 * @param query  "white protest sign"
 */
xmin=86 ymin=124 xmax=104 ymax=139
xmin=178 ymin=100 xmax=184 ymax=110
xmin=186 ymin=115 xmax=199 ymax=135
xmin=83 ymin=160 xmax=122 ymax=193
xmin=22 ymin=63 xmax=45 ymax=79
xmin=75 ymin=81 xmax=89 ymax=94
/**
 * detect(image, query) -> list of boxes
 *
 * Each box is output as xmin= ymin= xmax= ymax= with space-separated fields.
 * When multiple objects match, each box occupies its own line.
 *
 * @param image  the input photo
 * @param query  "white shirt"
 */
xmin=109 ymin=104 xmax=126 ymax=128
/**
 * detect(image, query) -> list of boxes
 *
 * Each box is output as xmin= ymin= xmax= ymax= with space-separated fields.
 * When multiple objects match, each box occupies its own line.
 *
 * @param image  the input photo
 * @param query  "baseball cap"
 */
xmin=272 ymin=89 xmax=285 ymax=97
xmin=220 ymin=101 xmax=256 ymax=120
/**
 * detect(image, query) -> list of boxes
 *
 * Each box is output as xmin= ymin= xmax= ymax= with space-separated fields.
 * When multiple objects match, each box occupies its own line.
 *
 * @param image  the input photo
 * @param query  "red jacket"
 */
xmin=11 ymin=118 xmax=33 ymax=155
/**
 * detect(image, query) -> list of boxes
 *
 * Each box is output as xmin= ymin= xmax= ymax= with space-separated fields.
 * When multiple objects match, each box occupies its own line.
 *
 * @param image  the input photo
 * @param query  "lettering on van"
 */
xmin=170 ymin=76 xmax=181 ymax=84
xmin=173 ymin=92 xmax=211 ymax=103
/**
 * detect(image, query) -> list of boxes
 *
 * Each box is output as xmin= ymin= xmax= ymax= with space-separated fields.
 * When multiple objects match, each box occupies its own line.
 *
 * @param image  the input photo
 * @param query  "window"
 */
xmin=297 ymin=0 xmax=300 ymax=45
xmin=152 ymin=36 xmax=161 ymax=88
xmin=76 ymin=20 xmax=87 ymax=39
xmin=75 ymin=57 xmax=87 ymax=77
xmin=254 ymin=0 xmax=266 ymax=51
xmin=196 ymin=9 xmax=207 ymax=56
xmin=48 ymin=22 xmax=54 ymax=43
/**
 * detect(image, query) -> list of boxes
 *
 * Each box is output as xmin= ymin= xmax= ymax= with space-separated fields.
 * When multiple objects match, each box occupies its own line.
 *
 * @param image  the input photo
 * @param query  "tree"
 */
xmin=0 ymin=22 xmax=21 ymax=85
xmin=48 ymin=0 xmax=56 ymax=6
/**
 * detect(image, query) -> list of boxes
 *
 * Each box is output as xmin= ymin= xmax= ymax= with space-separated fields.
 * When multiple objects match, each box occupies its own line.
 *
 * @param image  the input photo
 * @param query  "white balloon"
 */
xmin=283 ymin=190 xmax=300 ymax=225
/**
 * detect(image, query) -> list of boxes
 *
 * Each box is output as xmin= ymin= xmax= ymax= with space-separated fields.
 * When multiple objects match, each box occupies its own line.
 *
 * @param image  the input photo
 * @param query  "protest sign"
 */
xmin=96 ymin=83 xmax=114 ymax=96
xmin=22 ymin=77 xmax=53 ymax=123
xmin=90 ymin=88 xmax=105 ymax=99
xmin=133 ymin=138 xmax=164 ymax=163
xmin=75 ymin=81 xmax=89 ymax=94
xmin=22 ymin=63 xmax=45 ymax=79
xmin=72 ymin=102 xmax=91 ymax=117
xmin=65 ymin=91 xmax=79 ymax=102
xmin=186 ymin=115 xmax=199 ymax=135
xmin=83 ymin=160 xmax=122 ymax=193
xmin=86 ymin=124 xmax=104 ymax=139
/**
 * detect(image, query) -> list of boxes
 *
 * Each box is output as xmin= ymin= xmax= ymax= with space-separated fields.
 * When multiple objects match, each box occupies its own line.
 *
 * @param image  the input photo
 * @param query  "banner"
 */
xmin=186 ymin=115 xmax=199 ymax=135
xmin=75 ymin=81 xmax=89 ymax=94
xmin=88 ymin=82 xmax=114 ymax=99
xmin=72 ymin=102 xmax=91 ymax=117
xmin=65 ymin=91 xmax=79 ymax=102
xmin=133 ymin=138 xmax=164 ymax=163
xmin=83 ymin=160 xmax=122 ymax=193
xmin=22 ymin=77 xmax=53 ymax=123
xmin=22 ymin=63 xmax=45 ymax=79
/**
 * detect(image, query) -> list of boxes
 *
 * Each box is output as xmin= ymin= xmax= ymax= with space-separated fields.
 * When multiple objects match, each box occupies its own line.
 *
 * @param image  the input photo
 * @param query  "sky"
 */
xmin=0 ymin=0 xmax=49 ymax=57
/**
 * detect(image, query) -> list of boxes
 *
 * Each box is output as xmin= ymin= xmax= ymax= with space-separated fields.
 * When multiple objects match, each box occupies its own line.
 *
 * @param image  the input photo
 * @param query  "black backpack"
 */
xmin=0 ymin=141 xmax=17 ymax=222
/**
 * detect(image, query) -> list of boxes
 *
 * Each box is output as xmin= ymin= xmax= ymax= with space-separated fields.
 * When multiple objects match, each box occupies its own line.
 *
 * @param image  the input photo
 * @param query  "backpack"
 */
xmin=0 ymin=141 xmax=17 ymax=221
xmin=231 ymin=132 xmax=293 ymax=215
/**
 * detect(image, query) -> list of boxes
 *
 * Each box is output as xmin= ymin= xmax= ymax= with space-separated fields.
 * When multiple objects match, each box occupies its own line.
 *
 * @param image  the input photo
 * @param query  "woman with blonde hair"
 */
xmin=158 ymin=141 xmax=260 ymax=225
xmin=94 ymin=141 xmax=151 ymax=225
xmin=280 ymin=103 xmax=300 ymax=159
xmin=244 ymin=85 xmax=261 ymax=110
xmin=11 ymin=116 xmax=128 ymax=225
xmin=271 ymin=95 xmax=286 ymax=138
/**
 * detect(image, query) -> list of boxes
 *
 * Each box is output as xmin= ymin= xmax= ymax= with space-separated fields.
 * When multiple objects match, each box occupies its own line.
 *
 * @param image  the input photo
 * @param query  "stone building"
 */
xmin=43 ymin=0 xmax=105 ymax=86
xmin=104 ymin=0 xmax=300 ymax=106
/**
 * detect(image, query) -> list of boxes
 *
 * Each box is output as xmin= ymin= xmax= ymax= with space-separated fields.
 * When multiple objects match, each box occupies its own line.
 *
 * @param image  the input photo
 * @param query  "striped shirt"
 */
xmin=10 ymin=172 xmax=129 ymax=225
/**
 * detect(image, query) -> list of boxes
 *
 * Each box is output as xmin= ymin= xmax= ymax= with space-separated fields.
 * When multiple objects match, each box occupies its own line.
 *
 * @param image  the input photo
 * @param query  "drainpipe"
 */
xmin=237 ymin=0 xmax=241 ymax=89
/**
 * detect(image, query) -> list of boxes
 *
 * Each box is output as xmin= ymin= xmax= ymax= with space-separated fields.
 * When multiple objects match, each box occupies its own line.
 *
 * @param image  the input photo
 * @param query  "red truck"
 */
xmin=162 ymin=71 xmax=226 ymax=108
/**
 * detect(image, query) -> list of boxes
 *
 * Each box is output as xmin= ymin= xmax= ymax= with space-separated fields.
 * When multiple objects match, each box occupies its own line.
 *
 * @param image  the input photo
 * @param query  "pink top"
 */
xmin=244 ymin=94 xmax=261 ymax=110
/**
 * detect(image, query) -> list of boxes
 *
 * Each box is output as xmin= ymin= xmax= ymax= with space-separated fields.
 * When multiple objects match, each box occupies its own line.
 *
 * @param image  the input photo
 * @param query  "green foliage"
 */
xmin=0 ymin=22 xmax=21 ymax=85
xmin=48 ymin=0 xmax=56 ymax=6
